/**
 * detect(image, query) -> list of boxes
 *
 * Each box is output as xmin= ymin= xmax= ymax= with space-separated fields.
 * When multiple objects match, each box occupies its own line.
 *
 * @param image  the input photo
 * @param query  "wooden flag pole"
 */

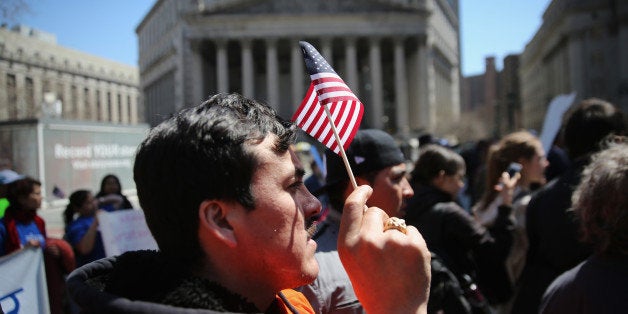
xmin=323 ymin=105 xmax=358 ymax=190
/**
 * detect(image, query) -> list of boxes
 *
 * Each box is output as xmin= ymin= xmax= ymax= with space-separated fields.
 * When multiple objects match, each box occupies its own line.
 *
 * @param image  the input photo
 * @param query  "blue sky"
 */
xmin=460 ymin=0 xmax=549 ymax=75
xmin=10 ymin=0 xmax=549 ymax=76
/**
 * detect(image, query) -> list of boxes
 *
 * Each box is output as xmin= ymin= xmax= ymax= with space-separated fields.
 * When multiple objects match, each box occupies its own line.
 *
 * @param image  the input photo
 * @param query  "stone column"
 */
xmin=0 ymin=70 xmax=7 ymax=119
xmin=62 ymin=77 xmax=72 ymax=120
xmin=450 ymin=64 xmax=461 ymax=122
xmin=76 ymin=80 xmax=85 ymax=120
xmin=266 ymin=38 xmax=279 ymax=109
xmin=189 ymin=40 xmax=205 ymax=104
xmin=216 ymin=39 xmax=229 ymax=93
xmin=417 ymin=41 xmax=436 ymax=132
xmin=241 ymin=39 xmax=254 ymax=98
xmin=567 ymin=34 xmax=585 ymax=99
xmin=99 ymin=82 xmax=109 ymax=121
xmin=111 ymin=86 xmax=121 ymax=123
xmin=394 ymin=38 xmax=409 ymax=137
xmin=129 ymin=89 xmax=139 ymax=124
xmin=369 ymin=37 xmax=384 ymax=129
xmin=32 ymin=72 xmax=43 ymax=118
xmin=121 ymin=88 xmax=130 ymax=124
xmin=345 ymin=37 xmax=358 ymax=91
xmin=291 ymin=40 xmax=305 ymax=108
xmin=88 ymin=80 xmax=98 ymax=121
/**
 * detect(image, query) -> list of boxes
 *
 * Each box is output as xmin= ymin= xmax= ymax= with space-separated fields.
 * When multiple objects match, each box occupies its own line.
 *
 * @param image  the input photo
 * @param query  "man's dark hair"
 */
xmin=410 ymin=144 xmax=465 ymax=187
xmin=133 ymin=93 xmax=296 ymax=267
xmin=562 ymin=98 xmax=626 ymax=159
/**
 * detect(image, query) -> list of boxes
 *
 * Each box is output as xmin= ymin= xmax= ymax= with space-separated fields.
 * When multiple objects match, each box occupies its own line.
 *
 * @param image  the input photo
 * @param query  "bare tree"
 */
xmin=0 ymin=0 xmax=33 ymax=25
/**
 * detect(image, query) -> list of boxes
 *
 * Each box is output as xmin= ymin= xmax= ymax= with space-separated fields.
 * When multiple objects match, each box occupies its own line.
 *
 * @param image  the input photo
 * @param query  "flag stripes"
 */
xmin=293 ymin=41 xmax=364 ymax=155
xmin=292 ymin=84 xmax=363 ymax=154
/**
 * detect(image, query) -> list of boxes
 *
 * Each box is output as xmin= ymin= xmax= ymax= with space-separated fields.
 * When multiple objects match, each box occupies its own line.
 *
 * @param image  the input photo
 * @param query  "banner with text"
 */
xmin=0 ymin=247 xmax=50 ymax=314
xmin=98 ymin=209 xmax=159 ymax=256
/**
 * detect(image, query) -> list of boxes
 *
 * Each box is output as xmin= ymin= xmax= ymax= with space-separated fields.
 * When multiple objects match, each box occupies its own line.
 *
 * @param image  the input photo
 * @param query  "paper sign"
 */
xmin=539 ymin=92 xmax=577 ymax=153
xmin=98 ymin=209 xmax=158 ymax=256
xmin=0 ymin=248 xmax=50 ymax=314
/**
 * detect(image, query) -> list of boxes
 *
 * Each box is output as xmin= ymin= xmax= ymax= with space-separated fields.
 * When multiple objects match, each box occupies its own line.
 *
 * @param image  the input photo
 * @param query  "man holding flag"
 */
xmin=67 ymin=92 xmax=431 ymax=313
xmin=293 ymin=41 xmax=426 ymax=313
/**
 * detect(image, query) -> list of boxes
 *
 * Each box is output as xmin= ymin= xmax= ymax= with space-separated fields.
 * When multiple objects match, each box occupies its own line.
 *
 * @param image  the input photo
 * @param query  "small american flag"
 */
xmin=292 ymin=41 xmax=364 ymax=154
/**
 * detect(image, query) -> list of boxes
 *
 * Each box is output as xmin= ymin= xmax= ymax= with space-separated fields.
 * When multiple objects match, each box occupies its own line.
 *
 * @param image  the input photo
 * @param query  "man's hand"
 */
xmin=337 ymin=185 xmax=431 ymax=314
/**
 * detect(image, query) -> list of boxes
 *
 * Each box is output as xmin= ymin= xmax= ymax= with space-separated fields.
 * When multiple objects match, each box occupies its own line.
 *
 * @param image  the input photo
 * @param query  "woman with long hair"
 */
xmin=405 ymin=144 xmax=518 ymax=311
xmin=95 ymin=174 xmax=133 ymax=210
xmin=63 ymin=189 xmax=106 ymax=267
xmin=472 ymin=130 xmax=548 ymax=312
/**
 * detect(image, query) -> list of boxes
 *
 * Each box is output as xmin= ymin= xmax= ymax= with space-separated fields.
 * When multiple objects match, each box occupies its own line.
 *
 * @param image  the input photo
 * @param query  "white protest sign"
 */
xmin=0 ymin=247 xmax=50 ymax=314
xmin=539 ymin=92 xmax=577 ymax=153
xmin=98 ymin=209 xmax=158 ymax=256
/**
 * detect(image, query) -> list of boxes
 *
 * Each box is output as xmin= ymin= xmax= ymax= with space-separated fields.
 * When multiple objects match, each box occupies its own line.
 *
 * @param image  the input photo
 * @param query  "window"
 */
xmin=7 ymin=74 xmax=17 ymax=119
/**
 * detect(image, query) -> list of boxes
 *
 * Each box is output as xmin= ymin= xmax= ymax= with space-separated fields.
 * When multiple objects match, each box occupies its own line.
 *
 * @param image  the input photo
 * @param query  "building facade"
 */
xmin=137 ymin=0 xmax=461 ymax=139
xmin=461 ymin=54 xmax=522 ymax=141
xmin=499 ymin=54 xmax=522 ymax=135
xmin=0 ymin=25 xmax=141 ymax=124
xmin=520 ymin=0 xmax=628 ymax=131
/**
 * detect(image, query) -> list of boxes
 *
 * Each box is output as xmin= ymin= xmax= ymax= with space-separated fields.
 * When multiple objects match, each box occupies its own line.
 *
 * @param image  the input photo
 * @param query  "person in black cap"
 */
xmin=299 ymin=129 xmax=416 ymax=314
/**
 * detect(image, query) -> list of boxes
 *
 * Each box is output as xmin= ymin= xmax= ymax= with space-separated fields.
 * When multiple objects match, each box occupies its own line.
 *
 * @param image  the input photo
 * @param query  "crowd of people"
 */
xmin=0 ymin=173 xmax=134 ymax=313
xmin=297 ymin=96 xmax=626 ymax=314
xmin=0 ymin=93 xmax=625 ymax=314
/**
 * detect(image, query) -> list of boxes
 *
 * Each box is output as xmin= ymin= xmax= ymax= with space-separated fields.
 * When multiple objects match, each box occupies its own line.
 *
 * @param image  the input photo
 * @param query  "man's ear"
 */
xmin=198 ymin=200 xmax=237 ymax=248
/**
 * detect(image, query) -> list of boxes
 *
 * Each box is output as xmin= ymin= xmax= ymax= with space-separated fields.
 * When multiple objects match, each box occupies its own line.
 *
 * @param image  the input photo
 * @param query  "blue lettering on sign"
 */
xmin=0 ymin=288 xmax=24 ymax=314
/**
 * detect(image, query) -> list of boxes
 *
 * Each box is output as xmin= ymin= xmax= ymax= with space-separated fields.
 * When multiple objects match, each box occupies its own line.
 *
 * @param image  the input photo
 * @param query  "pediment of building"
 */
xmin=201 ymin=0 xmax=422 ymax=15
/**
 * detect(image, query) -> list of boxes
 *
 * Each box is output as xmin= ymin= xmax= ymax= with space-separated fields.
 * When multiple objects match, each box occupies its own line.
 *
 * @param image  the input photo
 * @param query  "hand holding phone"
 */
xmin=497 ymin=162 xmax=522 ymax=205
xmin=497 ymin=162 xmax=522 ymax=188
xmin=505 ymin=162 xmax=522 ymax=178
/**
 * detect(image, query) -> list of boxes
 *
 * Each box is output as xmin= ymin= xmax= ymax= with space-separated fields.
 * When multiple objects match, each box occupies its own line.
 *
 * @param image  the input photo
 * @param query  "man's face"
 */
xmin=364 ymin=163 xmax=414 ymax=218
xmin=228 ymin=136 xmax=321 ymax=290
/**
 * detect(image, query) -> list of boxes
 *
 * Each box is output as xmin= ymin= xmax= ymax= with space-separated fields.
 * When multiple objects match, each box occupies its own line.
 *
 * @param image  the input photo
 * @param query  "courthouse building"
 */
xmin=520 ymin=0 xmax=628 ymax=131
xmin=0 ymin=25 xmax=141 ymax=124
xmin=137 ymin=0 xmax=461 ymax=138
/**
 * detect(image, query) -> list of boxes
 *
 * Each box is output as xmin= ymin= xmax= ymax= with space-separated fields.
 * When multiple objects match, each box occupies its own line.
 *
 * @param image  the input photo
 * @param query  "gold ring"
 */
xmin=383 ymin=217 xmax=407 ymax=234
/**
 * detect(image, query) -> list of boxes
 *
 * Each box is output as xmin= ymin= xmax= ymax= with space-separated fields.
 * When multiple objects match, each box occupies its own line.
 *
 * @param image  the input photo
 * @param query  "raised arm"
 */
xmin=338 ymin=185 xmax=431 ymax=314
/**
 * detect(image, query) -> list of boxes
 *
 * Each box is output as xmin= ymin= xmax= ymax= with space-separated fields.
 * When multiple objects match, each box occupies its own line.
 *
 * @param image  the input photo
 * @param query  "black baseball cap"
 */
xmin=324 ymin=129 xmax=406 ymax=188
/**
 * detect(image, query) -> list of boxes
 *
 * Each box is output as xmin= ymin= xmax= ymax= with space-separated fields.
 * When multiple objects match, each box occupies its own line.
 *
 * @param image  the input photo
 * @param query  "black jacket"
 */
xmin=512 ymin=160 xmax=593 ymax=314
xmin=404 ymin=185 xmax=515 ymax=305
xmin=67 ymin=250 xmax=299 ymax=314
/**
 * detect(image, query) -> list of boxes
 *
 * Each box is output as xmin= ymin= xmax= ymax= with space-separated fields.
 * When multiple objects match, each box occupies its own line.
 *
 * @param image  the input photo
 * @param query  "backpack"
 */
xmin=427 ymin=203 xmax=492 ymax=314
